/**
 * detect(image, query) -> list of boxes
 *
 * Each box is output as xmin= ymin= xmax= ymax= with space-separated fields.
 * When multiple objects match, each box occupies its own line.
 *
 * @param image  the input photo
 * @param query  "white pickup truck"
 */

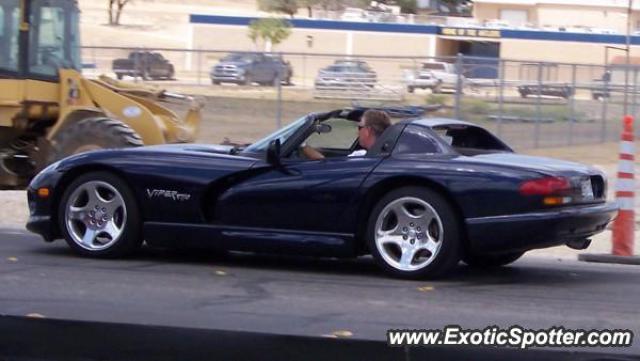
xmin=404 ymin=61 xmax=464 ymax=93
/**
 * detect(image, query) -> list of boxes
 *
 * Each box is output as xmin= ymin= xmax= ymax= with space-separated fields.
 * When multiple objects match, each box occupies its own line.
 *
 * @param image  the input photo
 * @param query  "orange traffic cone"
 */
xmin=611 ymin=115 xmax=635 ymax=256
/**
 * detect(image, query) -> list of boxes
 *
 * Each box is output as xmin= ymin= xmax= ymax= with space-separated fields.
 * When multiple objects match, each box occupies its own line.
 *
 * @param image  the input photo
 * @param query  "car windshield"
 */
xmin=222 ymin=53 xmax=254 ymax=63
xmin=243 ymin=116 xmax=308 ymax=153
xmin=325 ymin=65 xmax=360 ymax=73
xmin=422 ymin=63 xmax=446 ymax=70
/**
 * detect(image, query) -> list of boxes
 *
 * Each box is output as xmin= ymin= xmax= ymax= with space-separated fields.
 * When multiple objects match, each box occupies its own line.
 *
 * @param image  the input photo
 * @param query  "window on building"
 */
xmin=499 ymin=9 xmax=528 ymax=27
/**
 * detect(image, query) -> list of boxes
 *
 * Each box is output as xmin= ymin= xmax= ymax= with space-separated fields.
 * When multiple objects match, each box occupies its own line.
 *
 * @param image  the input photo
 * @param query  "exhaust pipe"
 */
xmin=566 ymin=238 xmax=592 ymax=250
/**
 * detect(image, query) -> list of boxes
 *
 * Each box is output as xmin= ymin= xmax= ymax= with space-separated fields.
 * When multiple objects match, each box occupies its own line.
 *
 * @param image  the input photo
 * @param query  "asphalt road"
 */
xmin=1 ymin=228 xmax=639 ymax=354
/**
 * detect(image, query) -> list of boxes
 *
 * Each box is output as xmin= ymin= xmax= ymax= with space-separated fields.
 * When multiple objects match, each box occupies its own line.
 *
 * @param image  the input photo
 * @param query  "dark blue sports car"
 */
xmin=26 ymin=107 xmax=617 ymax=278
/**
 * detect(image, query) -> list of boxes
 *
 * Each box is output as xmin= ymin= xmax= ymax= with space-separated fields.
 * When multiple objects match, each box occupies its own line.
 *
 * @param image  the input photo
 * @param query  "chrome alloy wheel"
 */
xmin=374 ymin=196 xmax=444 ymax=272
xmin=64 ymin=180 xmax=127 ymax=251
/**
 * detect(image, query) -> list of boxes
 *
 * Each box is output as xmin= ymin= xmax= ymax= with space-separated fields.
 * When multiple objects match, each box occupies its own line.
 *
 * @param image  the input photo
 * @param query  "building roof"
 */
xmin=473 ymin=0 xmax=640 ymax=10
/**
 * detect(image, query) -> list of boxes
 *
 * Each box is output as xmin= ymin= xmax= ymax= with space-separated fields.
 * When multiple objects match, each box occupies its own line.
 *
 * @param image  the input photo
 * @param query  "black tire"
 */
xmin=520 ymin=91 xmax=528 ymax=98
xmin=57 ymin=171 xmax=142 ymax=258
xmin=242 ymin=74 xmax=252 ymax=86
xmin=116 ymin=73 xmax=123 ymax=80
xmin=366 ymin=186 xmax=462 ymax=279
xmin=463 ymin=251 xmax=524 ymax=268
xmin=407 ymin=86 xmax=415 ymax=93
xmin=48 ymin=117 xmax=143 ymax=163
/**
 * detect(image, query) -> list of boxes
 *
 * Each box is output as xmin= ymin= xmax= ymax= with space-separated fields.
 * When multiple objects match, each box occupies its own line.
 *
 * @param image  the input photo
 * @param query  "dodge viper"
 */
xmin=26 ymin=107 xmax=618 ymax=278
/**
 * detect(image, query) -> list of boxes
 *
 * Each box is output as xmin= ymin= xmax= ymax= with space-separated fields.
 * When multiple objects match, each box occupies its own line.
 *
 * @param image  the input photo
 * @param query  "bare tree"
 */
xmin=108 ymin=0 xmax=131 ymax=25
xmin=257 ymin=0 xmax=298 ymax=18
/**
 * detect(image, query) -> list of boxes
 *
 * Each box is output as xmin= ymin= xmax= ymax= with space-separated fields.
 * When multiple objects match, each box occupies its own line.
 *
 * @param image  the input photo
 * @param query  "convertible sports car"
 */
xmin=26 ymin=107 xmax=617 ymax=278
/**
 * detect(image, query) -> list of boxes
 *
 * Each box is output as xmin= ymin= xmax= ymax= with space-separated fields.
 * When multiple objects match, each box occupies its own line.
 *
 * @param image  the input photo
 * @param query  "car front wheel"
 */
xmin=58 ymin=171 xmax=142 ymax=258
xmin=367 ymin=187 xmax=461 ymax=279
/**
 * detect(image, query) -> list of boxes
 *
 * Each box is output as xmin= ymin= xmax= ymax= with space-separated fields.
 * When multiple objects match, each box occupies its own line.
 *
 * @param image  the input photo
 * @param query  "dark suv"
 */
xmin=210 ymin=53 xmax=292 ymax=86
xmin=112 ymin=51 xmax=175 ymax=80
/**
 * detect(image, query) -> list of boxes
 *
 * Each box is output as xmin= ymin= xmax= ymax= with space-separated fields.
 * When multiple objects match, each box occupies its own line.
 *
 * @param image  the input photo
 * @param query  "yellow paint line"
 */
xmin=417 ymin=286 xmax=434 ymax=292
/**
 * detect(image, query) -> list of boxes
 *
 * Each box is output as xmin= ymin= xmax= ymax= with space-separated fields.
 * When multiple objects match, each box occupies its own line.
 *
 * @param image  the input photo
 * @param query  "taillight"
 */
xmin=519 ymin=177 xmax=571 ymax=196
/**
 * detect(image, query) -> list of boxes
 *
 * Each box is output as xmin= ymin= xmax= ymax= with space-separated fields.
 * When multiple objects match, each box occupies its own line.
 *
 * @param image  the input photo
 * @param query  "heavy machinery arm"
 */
xmin=0 ymin=0 xmax=201 ymax=187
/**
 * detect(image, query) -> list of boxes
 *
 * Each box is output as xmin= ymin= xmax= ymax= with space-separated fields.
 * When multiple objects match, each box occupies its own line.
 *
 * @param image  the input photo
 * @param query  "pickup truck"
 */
xmin=210 ymin=53 xmax=292 ymax=86
xmin=404 ymin=62 xmax=463 ymax=93
xmin=314 ymin=60 xmax=377 ymax=89
xmin=112 ymin=51 xmax=175 ymax=80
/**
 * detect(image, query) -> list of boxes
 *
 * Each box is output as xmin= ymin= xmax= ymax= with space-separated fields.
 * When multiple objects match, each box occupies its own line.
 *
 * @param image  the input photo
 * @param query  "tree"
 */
xmin=437 ymin=0 xmax=473 ymax=16
xmin=394 ymin=0 xmax=417 ymax=14
xmin=298 ymin=0 xmax=318 ymax=17
xmin=108 ymin=0 xmax=131 ymax=25
xmin=248 ymin=18 xmax=293 ymax=51
xmin=257 ymin=0 xmax=298 ymax=18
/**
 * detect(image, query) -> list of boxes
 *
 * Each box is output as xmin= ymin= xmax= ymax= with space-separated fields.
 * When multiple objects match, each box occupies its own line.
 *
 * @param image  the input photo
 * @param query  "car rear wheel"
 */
xmin=463 ymin=251 xmax=524 ymax=268
xmin=367 ymin=187 xmax=461 ymax=279
xmin=58 ymin=171 xmax=142 ymax=257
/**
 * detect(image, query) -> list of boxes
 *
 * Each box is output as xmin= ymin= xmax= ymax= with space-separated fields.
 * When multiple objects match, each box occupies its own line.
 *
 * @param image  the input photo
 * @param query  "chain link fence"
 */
xmin=81 ymin=46 xmax=640 ymax=150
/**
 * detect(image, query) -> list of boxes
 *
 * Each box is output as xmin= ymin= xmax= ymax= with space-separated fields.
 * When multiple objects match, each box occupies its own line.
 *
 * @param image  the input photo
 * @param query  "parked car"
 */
xmin=517 ymin=84 xmax=574 ymax=99
xmin=314 ymin=60 xmax=377 ymax=89
xmin=403 ymin=66 xmax=443 ymax=93
xmin=210 ymin=53 xmax=292 ymax=86
xmin=112 ymin=51 xmax=175 ymax=80
xmin=27 ymin=106 xmax=616 ymax=279
xmin=413 ymin=62 xmax=464 ymax=93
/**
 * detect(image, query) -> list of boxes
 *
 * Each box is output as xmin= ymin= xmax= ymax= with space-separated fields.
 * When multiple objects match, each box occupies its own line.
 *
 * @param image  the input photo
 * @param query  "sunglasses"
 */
xmin=358 ymin=125 xmax=368 ymax=130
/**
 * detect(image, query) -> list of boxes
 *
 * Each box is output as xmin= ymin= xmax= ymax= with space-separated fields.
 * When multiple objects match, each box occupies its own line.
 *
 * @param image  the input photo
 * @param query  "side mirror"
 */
xmin=266 ymin=139 xmax=281 ymax=166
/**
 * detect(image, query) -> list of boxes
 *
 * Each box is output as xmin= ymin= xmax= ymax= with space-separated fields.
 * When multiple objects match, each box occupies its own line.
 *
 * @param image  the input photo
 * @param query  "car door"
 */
xmin=253 ymin=54 xmax=268 ymax=82
xmin=216 ymin=118 xmax=382 ymax=234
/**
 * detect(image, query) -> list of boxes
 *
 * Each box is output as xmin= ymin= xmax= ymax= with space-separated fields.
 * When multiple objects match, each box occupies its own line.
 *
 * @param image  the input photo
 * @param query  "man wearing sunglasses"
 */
xmin=301 ymin=109 xmax=391 ymax=160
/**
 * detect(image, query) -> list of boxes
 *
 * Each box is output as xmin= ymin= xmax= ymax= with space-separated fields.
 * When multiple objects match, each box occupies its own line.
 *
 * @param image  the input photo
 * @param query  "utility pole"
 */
xmin=624 ymin=0 xmax=633 ymax=116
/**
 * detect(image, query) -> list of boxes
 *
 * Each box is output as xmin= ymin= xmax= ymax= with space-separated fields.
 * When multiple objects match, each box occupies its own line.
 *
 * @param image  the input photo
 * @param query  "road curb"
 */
xmin=578 ymin=253 xmax=640 ymax=265
xmin=0 ymin=315 xmax=634 ymax=361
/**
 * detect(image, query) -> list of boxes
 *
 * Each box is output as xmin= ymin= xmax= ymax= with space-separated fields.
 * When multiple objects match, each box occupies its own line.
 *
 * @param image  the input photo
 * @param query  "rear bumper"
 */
xmin=466 ymin=202 xmax=618 ymax=254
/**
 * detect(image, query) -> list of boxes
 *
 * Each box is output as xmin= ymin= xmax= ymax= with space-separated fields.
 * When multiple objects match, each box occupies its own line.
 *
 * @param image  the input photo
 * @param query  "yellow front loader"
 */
xmin=0 ymin=0 xmax=201 ymax=187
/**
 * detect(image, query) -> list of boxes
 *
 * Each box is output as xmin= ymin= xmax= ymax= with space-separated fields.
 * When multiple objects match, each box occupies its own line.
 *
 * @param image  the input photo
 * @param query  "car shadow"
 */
xmin=27 ymin=243 xmax=632 ymax=287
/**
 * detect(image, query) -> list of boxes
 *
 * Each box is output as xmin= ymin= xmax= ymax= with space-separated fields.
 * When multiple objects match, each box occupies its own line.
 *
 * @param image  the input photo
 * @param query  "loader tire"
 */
xmin=49 ymin=117 xmax=143 ymax=163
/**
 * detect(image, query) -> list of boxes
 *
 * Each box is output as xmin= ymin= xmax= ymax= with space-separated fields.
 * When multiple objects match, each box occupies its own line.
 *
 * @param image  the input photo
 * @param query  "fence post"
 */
xmin=632 ymin=69 xmax=639 ymax=131
xmin=196 ymin=50 xmax=202 ymax=86
xmin=302 ymin=53 xmax=306 ymax=88
xmin=535 ymin=61 xmax=543 ymax=148
xmin=276 ymin=53 xmax=283 ymax=129
xmin=497 ymin=59 xmax=505 ymax=139
xmin=568 ymin=64 xmax=577 ymax=146
xmin=454 ymin=53 xmax=463 ymax=120
xmin=134 ymin=48 xmax=141 ymax=83
xmin=600 ymin=65 xmax=610 ymax=143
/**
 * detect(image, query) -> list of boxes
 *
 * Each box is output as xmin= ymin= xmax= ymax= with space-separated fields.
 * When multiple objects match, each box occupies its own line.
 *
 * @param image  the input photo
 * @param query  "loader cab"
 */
xmin=0 ymin=0 xmax=81 ymax=81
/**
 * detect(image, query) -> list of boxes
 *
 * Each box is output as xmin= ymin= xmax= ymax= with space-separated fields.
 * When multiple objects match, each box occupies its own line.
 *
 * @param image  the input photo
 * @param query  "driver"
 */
xmin=301 ymin=109 xmax=391 ymax=160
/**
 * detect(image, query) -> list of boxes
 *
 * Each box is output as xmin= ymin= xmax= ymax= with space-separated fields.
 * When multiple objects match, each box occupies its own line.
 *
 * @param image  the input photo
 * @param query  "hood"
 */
xmin=458 ymin=153 xmax=600 ymax=176
xmin=215 ymin=61 xmax=250 ymax=68
xmin=146 ymin=143 xmax=236 ymax=154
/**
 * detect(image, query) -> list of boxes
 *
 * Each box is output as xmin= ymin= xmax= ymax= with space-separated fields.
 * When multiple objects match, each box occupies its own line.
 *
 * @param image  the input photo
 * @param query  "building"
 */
xmin=186 ymin=11 xmax=640 ymax=82
xmin=473 ymin=0 xmax=640 ymax=33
